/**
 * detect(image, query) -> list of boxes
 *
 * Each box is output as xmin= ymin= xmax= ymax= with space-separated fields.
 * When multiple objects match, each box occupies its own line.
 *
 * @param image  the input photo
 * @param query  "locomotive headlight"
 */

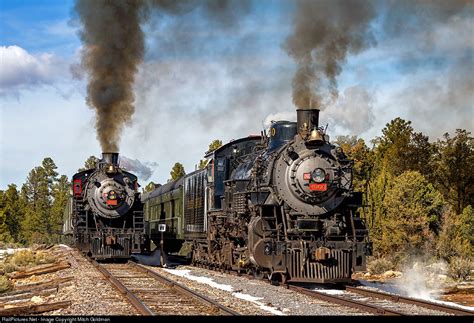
xmin=312 ymin=168 xmax=326 ymax=183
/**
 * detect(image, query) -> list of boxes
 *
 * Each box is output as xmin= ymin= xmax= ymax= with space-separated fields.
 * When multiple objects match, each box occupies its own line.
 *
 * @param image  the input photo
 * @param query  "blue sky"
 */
xmin=1 ymin=0 xmax=473 ymax=189
xmin=1 ymin=0 xmax=79 ymax=55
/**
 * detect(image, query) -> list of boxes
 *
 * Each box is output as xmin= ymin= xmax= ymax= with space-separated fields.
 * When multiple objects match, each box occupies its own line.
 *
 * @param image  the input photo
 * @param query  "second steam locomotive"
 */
xmin=142 ymin=108 xmax=372 ymax=284
xmin=63 ymin=153 xmax=149 ymax=259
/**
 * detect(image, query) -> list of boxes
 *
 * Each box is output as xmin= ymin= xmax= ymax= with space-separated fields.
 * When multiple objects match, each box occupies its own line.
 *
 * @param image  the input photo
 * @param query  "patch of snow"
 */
xmin=314 ymin=289 xmax=345 ymax=295
xmin=163 ymin=268 xmax=286 ymax=315
xmin=232 ymin=292 xmax=262 ymax=302
xmin=163 ymin=269 xmax=233 ymax=291
xmin=233 ymin=292 xmax=285 ymax=315
xmin=0 ymin=248 xmax=29 ymax=259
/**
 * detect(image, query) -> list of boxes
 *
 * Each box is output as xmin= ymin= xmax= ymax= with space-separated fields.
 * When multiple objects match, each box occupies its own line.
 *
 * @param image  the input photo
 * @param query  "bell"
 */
xmin=106 ymin=164 xmax=116 ymax=174
xmin=306 ymin=127 xmax=324 ymax=145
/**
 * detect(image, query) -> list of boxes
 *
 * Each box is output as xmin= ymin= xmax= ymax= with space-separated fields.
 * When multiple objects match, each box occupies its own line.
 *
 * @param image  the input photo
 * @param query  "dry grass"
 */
xmin=0 ymin=248 xmax=58 ymax=294
xmin=8 ymin=250 xmax=36 ymax=267
xmin=367 ymin=257 xmax=394 ymax=275
xmin=34 ymin=251 xmax=56 ymax=265
xmin=1 ymin=249 xmax=57 ymax=274
xmin=0 ymin=275 xmax=12 ymax=293
xmin=449 ymin=257 xmax=474 ymax=281
xmin=1 ymin=263 xmax=19 ymax=274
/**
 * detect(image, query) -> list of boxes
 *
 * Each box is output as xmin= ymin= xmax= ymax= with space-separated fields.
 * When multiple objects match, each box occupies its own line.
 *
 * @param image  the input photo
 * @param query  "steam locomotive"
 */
xmin=63 ymin=153 xmax=149 ymax=259
xmin=143 ymin=109 xmax=372 ymax=284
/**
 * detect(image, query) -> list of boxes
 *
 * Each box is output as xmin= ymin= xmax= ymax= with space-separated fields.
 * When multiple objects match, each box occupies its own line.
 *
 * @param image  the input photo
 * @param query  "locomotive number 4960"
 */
xmin=309 ymin=183 xmax=327 ymax=191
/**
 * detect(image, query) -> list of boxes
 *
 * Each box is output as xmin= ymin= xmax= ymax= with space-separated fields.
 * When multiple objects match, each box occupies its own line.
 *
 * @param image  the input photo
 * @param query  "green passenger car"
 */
xmin=143 ymin=168 xmax=209 ymax=254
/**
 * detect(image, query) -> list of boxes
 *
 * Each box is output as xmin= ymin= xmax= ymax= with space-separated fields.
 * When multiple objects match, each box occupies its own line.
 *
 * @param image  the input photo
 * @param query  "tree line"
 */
xmin=335 ymin=118 xmax=473 ymax=268
xmin=0 ymin=158 xmax=69 ymax=246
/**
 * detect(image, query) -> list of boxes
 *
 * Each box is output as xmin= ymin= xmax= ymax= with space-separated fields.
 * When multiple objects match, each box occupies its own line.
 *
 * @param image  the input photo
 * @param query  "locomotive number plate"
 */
xmin=106 ymin=199 xmax=118 ymax=205
xmin=309 ymin=183 xmax=327 ymax=191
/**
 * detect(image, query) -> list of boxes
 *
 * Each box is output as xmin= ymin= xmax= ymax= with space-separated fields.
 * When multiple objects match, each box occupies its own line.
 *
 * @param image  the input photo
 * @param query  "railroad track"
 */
xmin=88 ymin=259 xmax=239 ymax=316
xmin=287 ymin=285 xmax=404 ymax=315
xmin=192 ymin=262 xmax=473 ymax=316
xmin=345 ymin=285 xmax=474 ymax=316
xmin=287 ymin=284 xmax=474 ymax=316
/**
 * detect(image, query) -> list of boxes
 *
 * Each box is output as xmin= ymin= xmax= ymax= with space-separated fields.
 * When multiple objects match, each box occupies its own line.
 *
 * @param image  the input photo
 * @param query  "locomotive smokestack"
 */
xmin=297 ymin=109 xmax=320 ymax=134
xmin=297 ymin=109 xmax=324 ymax=145
xmin=102 ymin=152 xmax=119 ymax=166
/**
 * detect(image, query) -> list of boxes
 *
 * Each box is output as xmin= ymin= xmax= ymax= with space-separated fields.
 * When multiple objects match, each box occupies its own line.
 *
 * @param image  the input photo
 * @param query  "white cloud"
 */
xmin=263 ymin=111 xmax=296 ymax=128
xmin=376 ymin=59 xmax=474 ymax=139
xmin=324 ymin=86 xmax=375 ymax=135
xmin=45 ymin=19 xmax=78 ymax=38
xmin=0 ymin=45 xmax=66 ymax=96
xmin=262 ymin=86 xmax=375 ymax=140
xmin=0 ymin=86 xmax=98 ymax=189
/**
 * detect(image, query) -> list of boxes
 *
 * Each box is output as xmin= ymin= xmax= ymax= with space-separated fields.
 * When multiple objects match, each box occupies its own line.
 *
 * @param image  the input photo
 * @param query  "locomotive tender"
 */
xmin=143 ymin=108 xmax=372 ymax=284
xmin=63 ymin=153 xmax=148 ymax=259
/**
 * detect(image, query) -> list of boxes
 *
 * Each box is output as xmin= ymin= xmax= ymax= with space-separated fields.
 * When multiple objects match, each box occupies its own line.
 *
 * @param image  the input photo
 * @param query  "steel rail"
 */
xmin=287 ymin=285 xmax=405 ymax=316
xmin=345 ymin=286 xmax=474 ymax=316
xmin=154 ymin=260 xmax=474 ymax=316
xmin=87 ymin=258 xmax=154 ymax=316
xmin=131 ymin=262 xmax=239 ymax=316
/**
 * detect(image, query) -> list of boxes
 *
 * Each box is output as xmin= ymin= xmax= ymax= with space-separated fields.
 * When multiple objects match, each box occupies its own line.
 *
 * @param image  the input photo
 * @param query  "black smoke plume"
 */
xmin=284 ymin=0 xmax=376 ymax=109
xmin=75 ymin=0 xmax=249 ymax=152
xmin=75 ymin=0 xmax=145 ymax=152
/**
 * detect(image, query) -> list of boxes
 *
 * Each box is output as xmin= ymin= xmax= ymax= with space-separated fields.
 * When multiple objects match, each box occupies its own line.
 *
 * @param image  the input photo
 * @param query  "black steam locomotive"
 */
xmin=63 ymin=153 xmax=149 ymax=259
xmin=143 ymin=108 xmax=372 ymax=284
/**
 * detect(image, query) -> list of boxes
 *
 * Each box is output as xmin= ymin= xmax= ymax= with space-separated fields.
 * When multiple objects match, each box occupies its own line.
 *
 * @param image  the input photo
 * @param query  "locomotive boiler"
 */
xmin=63 ymin=153 xmax=148 ymax=259
xmin=143 ymin=108 xmax=372 ymax=283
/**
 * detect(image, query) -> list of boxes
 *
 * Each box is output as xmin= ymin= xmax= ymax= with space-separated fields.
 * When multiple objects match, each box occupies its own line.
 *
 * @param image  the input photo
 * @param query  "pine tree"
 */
xmin=0 ymin=190 xmax=13 ymax=243
xmin=50 ymin=175 xmax=70 ymax=242
xmin=206 ymin=140 xmax=223 ymax=153
xmin=437 ymin=206 xmax=473 ymax=260
xmin=21 ymin=157 xmax=63 ymax=244
xmin=78 ymin=155 xmax=99 ymax=172
xmin=144 ymin=182 xmax=156 ymax=193
xmin=2 ymin=185 xmax=22 ymax=242
xmin=17 ymin=185 xmax=30 ymax=243
xmin=198 ymin=140 xmax=222 ymax=169
xmin=433 ymin=129 xmax=474 ymax=214
xmin=366 ymin=166 xmax=393 ymax=248
xmin=335 ymin=136 xmax=374 ymax=192
xmin=373 ymin=118 xmax=433 ymax=178
xmin=458 ymin=205 xmax=474 ymax=249
xmin=170 ymin=162 xmax=185 ymax=181
xmin=22 ymin=167 xmax=48 ymax=243
xmin=379 ymin=171 xmax=444 ymax=263
xmin=198 ymin=159 xmax=207 ymax=170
